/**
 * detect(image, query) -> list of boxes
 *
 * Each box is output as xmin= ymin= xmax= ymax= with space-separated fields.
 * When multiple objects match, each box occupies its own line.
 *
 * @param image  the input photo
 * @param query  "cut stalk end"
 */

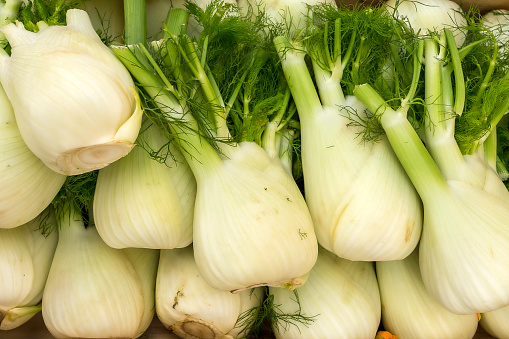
xmin=54 ymin=141 xmax=135 ymax=175
xmin=171 ymin=318 xmax=230 ymax=339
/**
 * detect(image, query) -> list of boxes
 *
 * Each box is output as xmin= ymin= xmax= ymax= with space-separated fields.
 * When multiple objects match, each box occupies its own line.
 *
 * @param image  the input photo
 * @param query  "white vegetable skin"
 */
xmin=0 ymin=82 xmax=65 ymax=229
xmin=192 ymin=141 xmax=318 ymax=293
xmin=354 ymin=84 xmax=509 ymax=315
xmin=480 ymin=305 xmax=509 ymax=339
xmin=156 ymin=246 xmax=263 ymax=339
xmin=377 ymin=248 xmax=479 ymax=339
xmin=42 ymin=205 xmax=155 ymax=338
xmin=122 ymin=247 xmax=160 ymax=338
xmin=0 ymin=210 xmax=58 ymax=330
xmin=304 ymin=97 xmax=422 ymax=261
xmin=483 ymin=10 xmax=509 ymax=56
xmin=0 ymin=9 xmax=143 ymax=175
xmin=418 ymin=179 xmax=509 ymax=314
xmin=384 ymin=0 xmax=468 ymax=46
xmin=94 ymin=121 xmax=196 ymax=249
xmin=275 ymin=41 xmax=423 ymax=261
xmin=270 ymin=247 xmax=381 ymax=339
xmin=237 ymin=0 xmax=336 ymax=32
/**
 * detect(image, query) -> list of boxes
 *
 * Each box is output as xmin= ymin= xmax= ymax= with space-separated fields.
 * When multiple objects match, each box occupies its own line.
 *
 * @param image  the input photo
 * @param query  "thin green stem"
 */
xmin=180 ymin=35 xmax=230 ymax=139
xmin=123 ymin=0 xmax=146 ymax=45
xmin=112 ymin=45 xmax=223 ymax=180
xmin=341 ymin=26 xmax=357 ymax=78
xmin=324 ymin=21 xmax=333 ymax=67
xmin=260 ymin=88 xmax=292 ymax=158
xmin=163 ymin=8 xmax=189 ymax=39
xmin=474 ymin=34 xmax=498 ymax=105
xmin=274 ymin=36 xmax=323 ymax=126
xmin=423 ymin=37 xmax=468 ymax=181
xmin=278 ymin=128 xmax=297 ymax=175
xmin=139 ymin=43 xmax=180 ymax=99
xmin=484 ymin=128 xmax=497 ymax=170
xmin=400 ymin=39 xmax=423 ymax=111
xmin=445 ymin=29 xmax=465 ymax=117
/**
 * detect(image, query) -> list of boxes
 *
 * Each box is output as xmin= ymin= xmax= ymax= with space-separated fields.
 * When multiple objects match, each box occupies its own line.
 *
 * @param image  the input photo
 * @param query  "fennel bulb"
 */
xmin=274 ymin=14 xmax=423 ymax=261
xmin=94 ymin=120 xmax=196 ymax=249
xmin=237 ymin=0 xmax=335 ymax=33
xmin=113 ymin=8 xmax=319 ymax=293
xmin=355 ymin=82 xmax=509 ymax=314
xmin=0 ymin=80 xmax=65 ymax=229
xmin=270 ymin=247 xmax=381 ymax=339
xmin=480 ymin=305 xmax=509 ymax=339
xmin=191 ymin=141 xmax=318 ymax=292
xmin=0 ymin=9 xmax=143 ymax=175
xmin=384 ymin=0 xmax=468 ymax=47
xmin=156 ymin=245 xmax=264 ymax=339
xmin=483 ymin=10 xmax=509 ymax=54
xmin=376 ymin=248 xmax=479 ymax=339
xmin=0 ymin=209 xmax=58 ymax=330
xmin=355 ymin=0 xmax=509 ymax=314
xmin=42 ymin=203 xmax=159 ymax=338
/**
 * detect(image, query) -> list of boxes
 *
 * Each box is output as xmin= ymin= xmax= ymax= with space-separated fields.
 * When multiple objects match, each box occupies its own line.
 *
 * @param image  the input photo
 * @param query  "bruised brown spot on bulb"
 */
xmin=173 ymin=290 xmax=184 ymax=309
xmin=404 ymin=222 xmax=414 ymax=243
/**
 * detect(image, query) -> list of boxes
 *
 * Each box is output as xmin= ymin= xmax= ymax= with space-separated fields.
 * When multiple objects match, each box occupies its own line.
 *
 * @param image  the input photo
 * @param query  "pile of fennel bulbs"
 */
xmin=113 ymin=4 xmax=319 ymax=294
xmin=2 ymin=0 xmax=509 ymax=338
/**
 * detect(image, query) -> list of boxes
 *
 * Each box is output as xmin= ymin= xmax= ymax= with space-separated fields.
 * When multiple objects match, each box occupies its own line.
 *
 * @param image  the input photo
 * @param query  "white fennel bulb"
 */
xmin=384 ymin=0 xmax=468 ymax=47
xmin=0 ymin=209 xmax=58 ymax=330
xmin=418 ymin=179 xmax=509 ymax=314
xmin=275 ymin=35 xmax=423 ymax=261
xmin=238 ymin=0 xmax=335 ymax=33
xmin=122 ymin=247 xmax=160 ymax=338
xmin=377 ymin=248 xmax=479 ymax=339
xmin=0 ymin=9 xmax=143 ymax=175
xmin=270 ymin=247 xmax=381 ymax=339
xmin=192 ymin=141 xmax=318 ymax=293
xmin=480 ymin=305 xmax=509 ymax=339
xmin=483 ymin=10 xmax=509 ymax=54
xmin=113 ymin=22 xmax=318 ymax=294
xmin=42 ymin=204 xmax=158 ymax=338
xmin=0 ymin=81 xmax=65 ymax=229
xmin=354 ymin=84 xmax=509 ymax=315
xmin=156 ymin=246 xmax=263 ymax=339
xmin=94 ymin=120 xmax=196 ymax=249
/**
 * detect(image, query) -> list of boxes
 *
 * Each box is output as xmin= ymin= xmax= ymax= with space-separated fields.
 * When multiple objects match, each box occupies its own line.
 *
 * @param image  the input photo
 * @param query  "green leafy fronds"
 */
xmin=34 ymin=206 xmax=58 ymax=237
xmin=19 ymin=0 xmax=85 ymax=31
xmin=309 ymin=2 xmax=399 ymax=91
xmin=233 ymin=288 xmax=317 ymax=338
xmin=226 ymin=51 xmax=291 ymax=144
xmin=88 ymin=7 xmax=119 ymax=46
xmin=232 ymin=288 xmax=267 ymax=338
xmin=454 ymin=20 xmax=509 ymax=154
xmin=341 ymin=103 xmax=385 ymax=143
xmin=51 ymin=170 xmax=98 ymax=229
xmin=269 ymin=290 xmax=317 ymax=334
xmin=183 ymin=0 xmax=288 ymax=144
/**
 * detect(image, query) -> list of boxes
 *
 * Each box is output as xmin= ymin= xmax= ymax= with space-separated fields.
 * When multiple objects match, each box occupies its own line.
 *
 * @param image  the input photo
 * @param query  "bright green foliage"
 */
xmin=19 ymin=0 xmax=85 ymax=31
